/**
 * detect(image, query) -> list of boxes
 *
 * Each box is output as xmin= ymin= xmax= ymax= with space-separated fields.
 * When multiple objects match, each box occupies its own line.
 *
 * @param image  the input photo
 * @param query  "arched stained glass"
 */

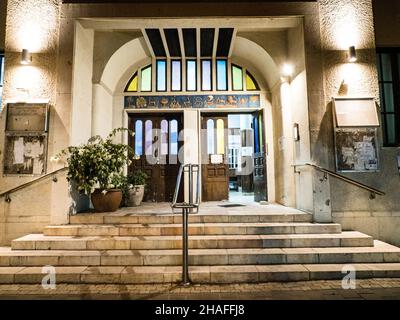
xmin=161 ymin=119 xmax=168 ymax=155
xmin=141 ymin=65 xmax=152 ymax=92
xmin=170 ymin=119 xmax=178 ymax=155
xmin=246 ymin=71 xmax=259 ymax=91
xmin=125 ymin=72 xmax=138 ymax=92
xmin=207 ymin=119 xmax=215 ymax=154
xmin=156 ymin=60 xmax=167 ymax=91
xmin=216 ymin=59 xmax=227 ymax=91
xmin=145 ymin=120 xmax=153 ymax=155
xmin=134 ymin=120 xmax=143 ymax=155
xmin=216 ymin=119 xmax=225 ymax=154
xmin=232 ymin=64 xmax=243 ymax=91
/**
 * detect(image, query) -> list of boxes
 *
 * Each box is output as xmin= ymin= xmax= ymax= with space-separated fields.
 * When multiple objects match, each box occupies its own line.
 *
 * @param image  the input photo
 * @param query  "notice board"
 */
xmin=334 ymin=128 xmax=379 ymax=172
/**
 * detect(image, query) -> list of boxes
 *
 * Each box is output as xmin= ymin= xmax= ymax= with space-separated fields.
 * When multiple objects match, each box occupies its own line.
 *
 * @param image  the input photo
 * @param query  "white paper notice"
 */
xmin=32 ymin=158 xmax=43 ymax=175
xmin=13 ymin=137 xmax=24 ymax=164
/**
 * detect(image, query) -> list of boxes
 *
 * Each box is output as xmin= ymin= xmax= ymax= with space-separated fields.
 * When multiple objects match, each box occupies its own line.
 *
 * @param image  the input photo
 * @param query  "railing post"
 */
xmin=182 ymin=206 xmax=190 ymax=285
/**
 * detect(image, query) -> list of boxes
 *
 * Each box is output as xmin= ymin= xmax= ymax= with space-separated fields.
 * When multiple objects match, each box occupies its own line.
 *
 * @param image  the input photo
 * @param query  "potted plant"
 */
xmin=125 ymin=170 xmax=148 ymax=206
xmin=58 ymin=128 xmax=134 ymax=212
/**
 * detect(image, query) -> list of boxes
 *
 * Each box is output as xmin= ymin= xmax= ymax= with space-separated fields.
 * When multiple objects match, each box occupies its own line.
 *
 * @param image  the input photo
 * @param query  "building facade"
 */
xmin=0 ymin=0 xmax=399 ymax=246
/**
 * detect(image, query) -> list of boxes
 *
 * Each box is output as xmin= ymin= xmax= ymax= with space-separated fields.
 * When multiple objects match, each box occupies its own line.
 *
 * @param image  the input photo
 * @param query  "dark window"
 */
xmin=200 ymin=28 xmax=215 ymax=57
xmin=216 ymin=28 xmax=234 ymax=57
xmin=156 ymin=59 xmax=167 ymax=91
xmin=164 ymin=29 xmax=181 ymax=57
xmin=145 ymin=29 xmax=166 ymax=57
xmin=377 ymin=49 xmax=400 ymax=146
xmin=182 ymin=28 xmax=197 ymax=57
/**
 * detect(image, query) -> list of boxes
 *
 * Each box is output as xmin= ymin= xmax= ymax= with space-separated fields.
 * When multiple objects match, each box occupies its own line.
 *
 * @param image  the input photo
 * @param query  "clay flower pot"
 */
xmin=126 ymin=185 xmax=145 ymax=206
xmin=91 ymin=189 xmax=122 ymax=212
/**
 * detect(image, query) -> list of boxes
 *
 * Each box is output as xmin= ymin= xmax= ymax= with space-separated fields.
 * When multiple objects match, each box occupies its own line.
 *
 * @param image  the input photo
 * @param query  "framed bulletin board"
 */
xmin=6 ymin=102 xmax=49 ymax=132
xmin=334 ymin=128 xmax=379 ymax=172
xmin=3 ymin=102 xmax=50 ymax=176
xmin=3 ymin=133 xmax=48 ymax=175
xmin=333 ymin=97 xmax=379 ymax=127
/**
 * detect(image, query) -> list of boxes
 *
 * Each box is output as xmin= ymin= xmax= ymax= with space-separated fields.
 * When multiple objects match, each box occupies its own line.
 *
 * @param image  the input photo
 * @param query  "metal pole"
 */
xmin=182 ymin=207 xmax=190 ymax=285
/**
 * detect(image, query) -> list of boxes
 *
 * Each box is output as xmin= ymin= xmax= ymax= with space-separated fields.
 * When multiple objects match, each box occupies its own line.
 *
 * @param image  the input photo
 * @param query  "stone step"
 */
xmin=69 ymin=212 xmax=313 ymax=225
xmin=12 ymin=231 xmax=374 ymax=250
xmin=43 ymin=222 xmax=342 ymax=237
xmin=1 ymin=241 xmax=399 ymax=266
xmin=2 ymin=263 xmax=400 ymax=284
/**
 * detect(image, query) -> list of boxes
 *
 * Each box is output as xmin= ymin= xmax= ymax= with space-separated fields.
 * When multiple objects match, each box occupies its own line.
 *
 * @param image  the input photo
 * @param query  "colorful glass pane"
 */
xmin=145 ymin=120 xmax=153 ymax=155
xmin=232 ymin=65 xmax=243 ymax=90
xmin=216 ymin=59 xmax=227 ymax=90
xmin=156 ymin=60 xmax=166 ymax=91
xmin=187 ymin=60 xmax=196 ymax=91
xmin=217 ymin=118 xmax=225 ymax=154
xmin=246 ymin=72 xmax=258 ymax=91
xmin=170 ymin=119 xmax=178 ymax=155
xmin=134 ymin=120 xmax=143 ymax=156
xmin=161 ymin=120 xmax=168 ymax=155
xmin=202 ymin=60 xmax=212 ymax=91
xmin=141 ymin=65 xmax=152 ymax=92
xmin=171 ymin=60 xmax=181 ymax=91
xmin=207 ymin=119 xmax=215 ymax=154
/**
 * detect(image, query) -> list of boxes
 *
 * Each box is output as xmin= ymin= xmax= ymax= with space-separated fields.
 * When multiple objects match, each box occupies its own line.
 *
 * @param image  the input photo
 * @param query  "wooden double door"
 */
xmin=201 ymin=111 xmax=267 ymax=202
xmin=128 ymin=113 xmax=183 ymax=202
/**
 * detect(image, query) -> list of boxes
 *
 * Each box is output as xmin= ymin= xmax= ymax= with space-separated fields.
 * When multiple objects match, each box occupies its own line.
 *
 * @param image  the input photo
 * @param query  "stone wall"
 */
xmin=0 ymin=0 xmax=6 ymax=50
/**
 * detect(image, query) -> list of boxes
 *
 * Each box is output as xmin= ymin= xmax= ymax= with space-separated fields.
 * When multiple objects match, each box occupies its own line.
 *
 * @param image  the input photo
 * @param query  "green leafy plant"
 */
xmin=58 ymin=128 xmax=134 ymax=194
xmin=127 ymin=170 xmax=148 ymax=186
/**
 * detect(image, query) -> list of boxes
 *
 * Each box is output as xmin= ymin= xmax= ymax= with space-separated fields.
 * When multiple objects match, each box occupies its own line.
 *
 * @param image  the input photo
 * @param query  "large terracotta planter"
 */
xmin=91 ymin=189 xmax=122 ymax=212
xmin=126 ymin=185 xmax=145 ymax=207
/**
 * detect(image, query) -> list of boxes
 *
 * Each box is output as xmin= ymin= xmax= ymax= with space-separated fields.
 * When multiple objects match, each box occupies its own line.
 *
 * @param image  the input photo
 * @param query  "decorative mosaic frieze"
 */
xmin=124 ymin=94 xmax=261 ymax=109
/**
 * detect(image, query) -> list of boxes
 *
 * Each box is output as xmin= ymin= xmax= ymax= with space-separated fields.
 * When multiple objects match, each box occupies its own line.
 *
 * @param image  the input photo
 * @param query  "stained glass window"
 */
xmin=246 ymin=71 xmax=259 ymax=91
xmin=216 ymin=119 xmax=225 ymax=154
xmin=253 ymin=116 xmax=259 ymax=153
xmin=201 ymin=60 xmax=212 ymax=91
xmin=232 ymin=64 xmax=243 ymax=91
xmin=156 ymin=60 xmax=167 ymax=91
xmin=141 ymin=65 xmax=152 ymax=92
xmin=135 ymin=120 xmax=143 ymax=155
xmin=145 ymin=120 xmax=153 ymax=155
xmin=216 ymin=59 xmax=227 ymax=91
xmin=207 ymin=119 xmax=215 ymax=154
xmin=160 ymin=120 xmax=168 ymax=155
xmin=171 ymin=60 xmax=181 ymax=91
xmin=186 ymin=60 xmax=197 ymax=91
xmin=125 ymin=72 xmax=138 ymax=92
xmin=170 ymin=119 xmax=178 ymax=155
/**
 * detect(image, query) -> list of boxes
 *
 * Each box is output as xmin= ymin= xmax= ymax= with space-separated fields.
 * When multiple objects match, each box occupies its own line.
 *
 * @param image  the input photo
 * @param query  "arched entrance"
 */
xmin=71 ymin=18 xmax=312 ymax=210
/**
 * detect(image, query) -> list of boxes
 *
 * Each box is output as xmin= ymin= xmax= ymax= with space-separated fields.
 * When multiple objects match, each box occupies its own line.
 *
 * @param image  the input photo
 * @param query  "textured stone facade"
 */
xmin=0 ymin=0 xmax=399 ymax=245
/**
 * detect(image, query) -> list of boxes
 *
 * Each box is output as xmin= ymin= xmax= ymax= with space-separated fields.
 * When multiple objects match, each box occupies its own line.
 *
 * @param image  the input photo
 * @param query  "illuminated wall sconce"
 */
xmin=293 ymin=123 xmax=300 ymax=141
xmin=348 ymin=46 xmax=357 ymax=63
xmin=282 ymin=63 xmax=294 ymax=78
xmin=21 ymin=49 xmax=32 ymax=65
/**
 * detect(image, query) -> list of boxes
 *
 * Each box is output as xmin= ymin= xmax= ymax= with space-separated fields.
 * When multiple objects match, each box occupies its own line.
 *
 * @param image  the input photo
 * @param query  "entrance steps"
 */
xmin=3 ymin=207 xmax=400 ymax=284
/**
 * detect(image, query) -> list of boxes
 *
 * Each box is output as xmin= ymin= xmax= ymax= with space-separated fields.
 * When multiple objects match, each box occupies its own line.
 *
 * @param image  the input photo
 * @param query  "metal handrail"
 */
xmin=171 ymin=164 xmax=200 ymax=286
xmin=294 ymin=163 xmax=385 ymax=198
xmin=0 ymin=167 xmax=68 ymax=202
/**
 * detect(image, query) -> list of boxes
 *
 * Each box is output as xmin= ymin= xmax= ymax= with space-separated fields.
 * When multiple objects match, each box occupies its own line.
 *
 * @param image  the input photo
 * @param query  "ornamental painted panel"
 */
xmin=124 ymin=94 xmax=261 ymax=109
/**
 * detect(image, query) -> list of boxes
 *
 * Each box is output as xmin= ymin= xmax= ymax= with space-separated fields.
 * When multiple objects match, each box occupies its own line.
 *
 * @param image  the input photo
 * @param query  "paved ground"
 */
xmin=0 ymin=279 xmax=400 ymax=299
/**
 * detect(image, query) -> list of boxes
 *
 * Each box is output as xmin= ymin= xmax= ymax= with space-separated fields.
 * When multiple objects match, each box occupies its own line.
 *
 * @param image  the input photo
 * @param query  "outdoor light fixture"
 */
xmin=20 ymin=49 xmax=32 ymax=65
xmin=348 ymin=46 xmax=357 ymax=62
xmin=282 ymin=63 xmax=294 ymax=77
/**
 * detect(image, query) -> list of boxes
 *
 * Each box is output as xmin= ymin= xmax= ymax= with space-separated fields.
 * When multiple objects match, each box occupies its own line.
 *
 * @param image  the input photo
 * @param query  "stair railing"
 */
xmin=0 ymin=167 xmax=68 ymax=202
xmin=171 ymin=164 xmax=200 ymax=286
xmin=293 ymin=163 xmax=385 ymax=199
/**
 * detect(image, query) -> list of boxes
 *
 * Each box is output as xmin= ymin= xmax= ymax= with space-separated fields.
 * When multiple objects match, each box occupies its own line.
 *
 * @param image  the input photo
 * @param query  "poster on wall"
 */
xmin=334 ymin=128 xmax=379 ymax=172
xmin=3 ymin=133 xmax=48 ymax=175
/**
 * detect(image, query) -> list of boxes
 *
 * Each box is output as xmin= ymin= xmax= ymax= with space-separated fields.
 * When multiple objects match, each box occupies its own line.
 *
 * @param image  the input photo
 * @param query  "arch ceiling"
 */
xmin=101 ymin=33 xmax=280 ymax=94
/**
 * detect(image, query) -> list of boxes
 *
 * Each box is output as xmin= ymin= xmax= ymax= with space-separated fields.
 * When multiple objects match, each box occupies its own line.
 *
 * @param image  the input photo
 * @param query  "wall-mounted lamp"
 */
xmin=282 ymin=63 xmax=294 ymax=77
xmin=348 ymin=46 xmax=357 ymax=63
xmin=21 ymin=49 xmax=32 ymax=65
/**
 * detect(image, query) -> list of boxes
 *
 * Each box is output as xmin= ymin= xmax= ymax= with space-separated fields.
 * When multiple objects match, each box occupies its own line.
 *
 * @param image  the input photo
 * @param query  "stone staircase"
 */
xmin=2 ymin=206 xmax=400 ymax=284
